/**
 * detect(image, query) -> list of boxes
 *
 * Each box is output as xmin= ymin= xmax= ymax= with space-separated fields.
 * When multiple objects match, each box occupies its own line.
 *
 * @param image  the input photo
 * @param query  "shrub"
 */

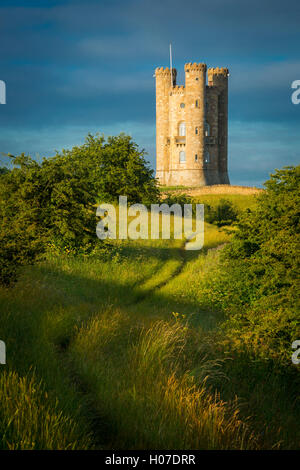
xmin=205 ymin=198 xmax=238 ymax=227
xmin=208 ymin=166 xmax=300 ymax=361
xmin=0 ymin=134 xmax=159 ymax=285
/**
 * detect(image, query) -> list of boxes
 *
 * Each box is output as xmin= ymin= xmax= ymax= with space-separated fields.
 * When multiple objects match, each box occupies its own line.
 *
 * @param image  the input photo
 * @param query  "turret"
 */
xmin=207 ymin=67 xmax=230 ymax=184
xmin=154 ymin=61 xmax=230 ymax=187
xmin=184 ymin=63 xmax=207 ymax=173
xmin=155 ymin=67 xmax=176 ymax=184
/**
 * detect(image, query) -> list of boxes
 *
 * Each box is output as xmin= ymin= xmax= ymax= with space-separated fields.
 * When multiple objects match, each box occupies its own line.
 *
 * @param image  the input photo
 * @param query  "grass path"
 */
xmin=1 ymin=202 xmax=298 ymax=449
xmin=54 ymin=231 xmax=241 ymax=449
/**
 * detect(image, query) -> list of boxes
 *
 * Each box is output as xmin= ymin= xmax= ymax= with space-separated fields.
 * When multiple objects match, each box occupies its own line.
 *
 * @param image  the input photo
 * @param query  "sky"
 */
xmin=0 ymin=0 xmax=299 ymax=187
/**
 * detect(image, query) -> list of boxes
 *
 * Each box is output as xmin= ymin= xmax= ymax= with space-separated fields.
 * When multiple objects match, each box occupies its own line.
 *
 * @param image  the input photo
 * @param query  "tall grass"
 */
xmin=69 ymin=317 xmax=257 ymax=449
xmin=0 ymin=370 xmax=92 ymax=449
xmin=0 ymin=194 xmax=298 ymax=449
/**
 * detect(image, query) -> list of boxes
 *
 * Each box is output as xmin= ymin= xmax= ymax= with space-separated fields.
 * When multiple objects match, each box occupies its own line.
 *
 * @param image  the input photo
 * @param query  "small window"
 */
xmin=204 ymin=150 xmax=210 ymax=163
xmin=195 ymin=100 xmax=199 ymax=107
xmin=195 ymin=127 xmax=198 ymax=135
xmin=179 ymin=151 xmax=186 ymax=163
xmin=180 ymin=103 xmax=185 ymax=108
xmin=195 ymin=154 xmax=198 ymax=161
xmin=178 ymin=122 xmax=186 ymax=136
xmin=195 ymin=77 xmax=199 ymax=81
xmin=205 ymin=122 xmax=210 ymax=137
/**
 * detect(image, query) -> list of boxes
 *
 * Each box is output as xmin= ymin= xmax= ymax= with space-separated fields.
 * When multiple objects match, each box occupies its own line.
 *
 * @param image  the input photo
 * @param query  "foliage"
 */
xmin=0 ymin=190 xmax=299 ymax=449
xmin=57 ymin=133 xmax=159 ymax=205
xmin=0 ymin=133 xmax=159 ymax=285
xmin=205 ymin=198 xmax=238 ymax=226
xmin=162 ymin=192 xmax=239 ymax=227
xmin=204 ymin=166 xmax=300 ymax=361
xmin=0 ymin=152 xmax=97 ymax=284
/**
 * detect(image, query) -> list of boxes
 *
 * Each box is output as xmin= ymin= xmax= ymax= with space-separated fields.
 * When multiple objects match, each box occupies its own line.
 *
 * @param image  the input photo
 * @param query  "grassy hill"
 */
xmin=0 ymin=189 xmax=299 ymax=450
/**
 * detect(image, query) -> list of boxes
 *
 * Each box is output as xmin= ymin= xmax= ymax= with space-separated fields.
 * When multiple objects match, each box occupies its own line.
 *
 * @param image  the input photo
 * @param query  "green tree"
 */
xmin=57 ymin=133 xmax=159 ymax=205
xmin=216 ymin=166 xmax=300 ymax=361
xmin=205 ymin=199 xmax=238 ymax=227
xmin=0 ymin=133 xmax=159 ymax=285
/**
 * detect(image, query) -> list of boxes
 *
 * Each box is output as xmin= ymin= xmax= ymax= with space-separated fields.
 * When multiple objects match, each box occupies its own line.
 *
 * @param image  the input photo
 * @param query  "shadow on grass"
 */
xmin=1 ymin=245 xmax=299 ymax=449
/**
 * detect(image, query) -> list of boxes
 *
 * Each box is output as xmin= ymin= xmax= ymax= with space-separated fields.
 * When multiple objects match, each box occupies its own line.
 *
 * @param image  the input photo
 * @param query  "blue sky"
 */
xmin=0 ymin=0 xmax=299 ymax=186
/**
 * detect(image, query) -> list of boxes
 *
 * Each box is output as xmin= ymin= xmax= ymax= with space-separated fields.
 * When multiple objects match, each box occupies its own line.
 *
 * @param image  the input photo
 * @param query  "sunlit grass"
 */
xmin=0 ymin=194 xmax=298 ymax=449
xmin=69 ymin=317 xmax=257 ymax=449
xmin=0 ymin=370 xmax=92 ymax=450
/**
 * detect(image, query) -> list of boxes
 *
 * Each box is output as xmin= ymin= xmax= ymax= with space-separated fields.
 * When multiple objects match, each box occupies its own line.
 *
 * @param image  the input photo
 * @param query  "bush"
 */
xmin=205 ymin=198 xmax=238 ymax=227
xmin=206 ymin=166 xmax=300 ymax=362
xmin=0 ymin=133 xmax=159 ymax=285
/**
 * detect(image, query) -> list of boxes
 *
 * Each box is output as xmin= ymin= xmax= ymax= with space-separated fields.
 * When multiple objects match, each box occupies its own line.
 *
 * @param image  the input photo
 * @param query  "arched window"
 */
xmin=204 ymin=150 xmax=210 ymax=163
xmin=205 ymin=122 xmax=210 ymax=136
xmin=179 ymin=151 xmax=186 ymax=163
xmin=178 ymin=122 xmax=186 ymax=136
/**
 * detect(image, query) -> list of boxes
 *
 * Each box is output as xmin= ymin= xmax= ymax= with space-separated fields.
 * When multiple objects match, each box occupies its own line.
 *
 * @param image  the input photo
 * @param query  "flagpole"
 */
xmin=169 ymin=44 xmax=173 ymax=87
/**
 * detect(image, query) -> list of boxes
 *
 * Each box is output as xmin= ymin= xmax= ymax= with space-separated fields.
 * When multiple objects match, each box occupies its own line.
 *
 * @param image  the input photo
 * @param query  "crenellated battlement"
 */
xmin=207 ymin=67 xmax=229 ymax=77
xmin=184 ymin=62 xmax=207 ymax=72
xmin=155 ymin=66 xmax=177 ymax=76
xmin=171 ymin=85 xmax=185 ymax=94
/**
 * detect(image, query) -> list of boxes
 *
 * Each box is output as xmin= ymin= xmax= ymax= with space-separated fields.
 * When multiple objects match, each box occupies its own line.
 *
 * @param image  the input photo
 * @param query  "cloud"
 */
xmin=56 ymin=68 xmax=154 ymax=96
xmin=0 ymin=121 xmax=155 ymax=166
xmin=229 ymin=121 xmax=300 ymax=186
xmin=230 ymin=61 xmax=300 ymax=93
xmin=0 ymin=0 xmax=299 ymax=188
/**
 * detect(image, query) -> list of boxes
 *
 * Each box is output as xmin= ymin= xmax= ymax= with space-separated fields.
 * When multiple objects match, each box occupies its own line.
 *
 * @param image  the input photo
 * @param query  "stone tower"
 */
xmin=155 ymin=62 xmax=230 ymax=186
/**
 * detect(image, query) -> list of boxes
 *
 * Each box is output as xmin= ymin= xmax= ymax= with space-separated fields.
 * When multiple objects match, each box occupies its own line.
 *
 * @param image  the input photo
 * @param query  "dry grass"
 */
xmin=161 ymin=184 xmax=263 ymax=196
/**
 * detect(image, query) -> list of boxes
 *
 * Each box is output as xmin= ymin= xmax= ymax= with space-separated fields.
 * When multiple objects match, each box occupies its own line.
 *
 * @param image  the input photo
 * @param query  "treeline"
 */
xmin=0 ymin=133 xmax=159 ymax=285
xmin=204 ymin=166 xmax=300 ymax=362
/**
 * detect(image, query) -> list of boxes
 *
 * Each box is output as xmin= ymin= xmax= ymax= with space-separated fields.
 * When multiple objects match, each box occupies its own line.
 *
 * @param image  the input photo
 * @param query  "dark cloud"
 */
xmin=0 ymin=0 xmax=299 ymax=186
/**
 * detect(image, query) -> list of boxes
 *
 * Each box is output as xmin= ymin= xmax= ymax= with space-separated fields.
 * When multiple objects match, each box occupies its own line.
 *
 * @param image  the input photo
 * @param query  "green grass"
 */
xmin=0 ymin=370 xmax=92 ymax=450
xmin=0 ymin=194 xmax=299 ymax=449
xmin=191 ymin=193 xmax=259 ymax=212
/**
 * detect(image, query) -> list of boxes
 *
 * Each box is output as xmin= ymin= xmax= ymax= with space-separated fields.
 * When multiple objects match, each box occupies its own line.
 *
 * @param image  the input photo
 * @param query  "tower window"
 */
xmin=180 ymin=102 xmax=185 ymax=108
xmin=179 ymin=151 xmax=186 ymax=163
xmin=195 ymin=100 xmax=199 ymax=107
xmin=195 ymin=154 xmax=198 ymax=161
xmin=178 ymin=122 xmax=186 ymax=136
xmin=204 ymin=151 xmax=210 ymax=163
xmin=205 ymin=122 xmax=210 ymax=136
xmin=195 ymin=77 xmax=199 ymax=81
xmin=195 ymin=127 xmax=198 ymax=135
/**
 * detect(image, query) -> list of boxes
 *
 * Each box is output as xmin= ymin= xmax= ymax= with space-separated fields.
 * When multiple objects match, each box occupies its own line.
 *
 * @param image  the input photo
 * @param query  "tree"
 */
xmin=0 ymin=133 xmax=159 ymax=285
xmin=205 ymin=199 xmax=238 ymax=227
xmin=218 ymin=166 xmax=300 ymax=361
xmin=54 ymin=133 xmax=159 ymax=205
